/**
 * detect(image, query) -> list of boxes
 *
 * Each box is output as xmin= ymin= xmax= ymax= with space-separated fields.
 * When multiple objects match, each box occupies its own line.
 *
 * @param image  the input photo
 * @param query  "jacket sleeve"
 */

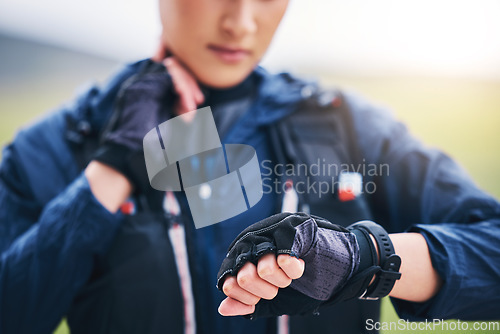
xmin=0 ymin=141 xmax=123 ymax=334
xmin=345 ymin=91 xmax=500 ymax=321
xmin=0 ymin=59 xmax=147 ymax=333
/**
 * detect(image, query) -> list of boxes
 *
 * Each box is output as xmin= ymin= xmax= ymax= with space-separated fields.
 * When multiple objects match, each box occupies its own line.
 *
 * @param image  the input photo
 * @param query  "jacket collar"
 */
xmin=87 ymin=59 xmax=319 ymax=131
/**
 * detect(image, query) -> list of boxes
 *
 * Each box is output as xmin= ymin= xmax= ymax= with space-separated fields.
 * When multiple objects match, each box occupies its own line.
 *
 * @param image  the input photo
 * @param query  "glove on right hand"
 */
xmin=217 ymin=212 xmax=361 ymax=318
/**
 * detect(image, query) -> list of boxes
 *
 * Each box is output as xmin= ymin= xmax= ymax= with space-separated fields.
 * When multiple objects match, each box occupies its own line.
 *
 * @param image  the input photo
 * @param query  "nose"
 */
xmin=221 ymin=0 xmax=257 ymax=39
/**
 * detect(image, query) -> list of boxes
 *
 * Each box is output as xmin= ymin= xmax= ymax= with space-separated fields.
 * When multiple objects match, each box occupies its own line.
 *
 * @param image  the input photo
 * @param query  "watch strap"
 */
xmin=348 ymin=220 xmax=402 ymax=300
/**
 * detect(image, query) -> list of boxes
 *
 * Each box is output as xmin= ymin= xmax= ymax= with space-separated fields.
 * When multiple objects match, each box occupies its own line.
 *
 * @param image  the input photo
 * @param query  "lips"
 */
xmin=207 ymin=44 xmax=251 ymax=64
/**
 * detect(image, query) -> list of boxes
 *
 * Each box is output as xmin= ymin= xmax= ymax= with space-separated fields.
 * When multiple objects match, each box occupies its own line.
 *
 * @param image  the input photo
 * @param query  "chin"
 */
xmin=195 ymin=66 xmax=255 ymax=89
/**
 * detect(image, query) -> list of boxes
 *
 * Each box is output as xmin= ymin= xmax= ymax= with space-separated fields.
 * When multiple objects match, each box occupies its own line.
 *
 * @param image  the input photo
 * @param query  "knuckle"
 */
xmin=173 ymin=85 xmax=183 ymax=94
xmin=163 ymin=57 xmax=173 ymax=65
xmin=237 ymin=273 xmax=252 ymax=289
xmin=278 ymin=277 xmax=292 ymax=288
xmin=277 ymin=255 xmax=290 ymax=268
xmin=176 ymin=84 xmax=187 ymax=93
xmin=263 ymin=287 xmax=279 ymax=300
xmin=288 ymin=271 xmax=301 ymax=279
xmin=242 ymin=295 xmax=260 ymax=306
xmin=222 ymin=281 xmax=234 ymax=296
xmin=289 ymin=271 xmax=302 ymax=280
xmin=257 ymin=265 xmax=274 ymax=279
xmin=250 ymin=296 xmax=261 ymax=305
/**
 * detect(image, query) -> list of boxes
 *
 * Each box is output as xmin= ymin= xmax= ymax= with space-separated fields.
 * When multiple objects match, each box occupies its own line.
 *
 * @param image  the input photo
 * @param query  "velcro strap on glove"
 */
xmin=323 ymin=221 xmax=401 ymax=305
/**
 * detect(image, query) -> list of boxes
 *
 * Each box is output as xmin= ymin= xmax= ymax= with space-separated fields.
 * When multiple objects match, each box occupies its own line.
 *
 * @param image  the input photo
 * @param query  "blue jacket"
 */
xmin=1 ymin=59 xmax=499 ymax=333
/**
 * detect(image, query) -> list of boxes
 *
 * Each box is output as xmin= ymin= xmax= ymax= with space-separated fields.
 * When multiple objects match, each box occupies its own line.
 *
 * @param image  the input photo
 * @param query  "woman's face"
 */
xmin=159 ymin=0 xmax=289 ymax=88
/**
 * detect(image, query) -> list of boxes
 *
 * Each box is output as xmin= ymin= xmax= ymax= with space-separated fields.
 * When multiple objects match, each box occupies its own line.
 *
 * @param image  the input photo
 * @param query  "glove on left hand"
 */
xmin=93 ymin=59 xmax=174 ymax=193
xmin=217 ymin=212 xmax=360 ymax=318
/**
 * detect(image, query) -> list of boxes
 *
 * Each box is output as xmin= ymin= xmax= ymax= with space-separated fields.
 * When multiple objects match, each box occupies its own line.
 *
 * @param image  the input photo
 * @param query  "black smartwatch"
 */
xmin=348 ymin=220 xmax=402 ymax=300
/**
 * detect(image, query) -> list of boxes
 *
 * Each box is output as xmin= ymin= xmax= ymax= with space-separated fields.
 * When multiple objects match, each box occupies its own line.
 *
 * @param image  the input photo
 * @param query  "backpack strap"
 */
xmin=268 ymin=87 xmax=371 ymax=220
xmin=268 ymin=88 xmax=381 ymax=334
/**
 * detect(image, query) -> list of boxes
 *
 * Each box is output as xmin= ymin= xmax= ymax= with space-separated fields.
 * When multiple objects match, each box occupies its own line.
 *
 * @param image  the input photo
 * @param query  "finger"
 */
xmin=179 ymin=91 xmax=196 ymax=113
xmin=168 ymin=58 xmax=204 ymax=106
xmin=169 ymin=82 xmax=195 ymax=114
xmin=237 ymin=262 xmax=279 ymax=300
xmin=185 ymin=77 xmax=204 ymax=105
xmin=222 ymin=276 xmax=261 ymax=306
xmin=164 ymin=58 xmax=184 ymax=93
xmin=277 ymin=254 xmax=305 ymax=280
xmin=194 ymin=86 xmax=205 ymax=105
xmin=164 ymin=58 xmax=199 ymax=114
xmin=189 ymin=82 xmax=205 ymax=106
xmin=165 ymin=57 xmax=191 ymax=87
xmin=218 ymin=297 xmax=255 ymax=316
xmin=257 ymin=254 xmax=293 ymax=288
xmin=164 ymin=57 xmax=184 ymax=90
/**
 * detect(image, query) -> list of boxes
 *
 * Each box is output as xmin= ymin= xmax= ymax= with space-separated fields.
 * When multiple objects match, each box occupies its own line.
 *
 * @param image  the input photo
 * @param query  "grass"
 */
xmin=1 ymin=72 xmax=499 ymax=334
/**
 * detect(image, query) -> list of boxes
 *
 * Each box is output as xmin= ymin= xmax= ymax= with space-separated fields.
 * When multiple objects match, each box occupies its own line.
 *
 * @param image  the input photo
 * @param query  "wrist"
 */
xmin=348 ymin=221 xmax=401 ymax=300
xmin=85 ymin=161 xmax=132 ymax=213
xmin=388 ymin=233 xmax=442 ymax=302
xmin=92 ymin=143 xmax=149 ymax=194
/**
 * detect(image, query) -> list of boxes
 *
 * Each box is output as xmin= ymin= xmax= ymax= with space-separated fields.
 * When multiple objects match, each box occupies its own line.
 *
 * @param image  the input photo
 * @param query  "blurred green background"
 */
xmin=1 ymin=34 xmax=499 ymax=334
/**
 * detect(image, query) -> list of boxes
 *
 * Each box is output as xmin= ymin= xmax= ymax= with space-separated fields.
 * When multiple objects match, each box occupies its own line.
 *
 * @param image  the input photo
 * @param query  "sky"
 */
xmin=1 ymin=0 xmax=500 ymax=79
